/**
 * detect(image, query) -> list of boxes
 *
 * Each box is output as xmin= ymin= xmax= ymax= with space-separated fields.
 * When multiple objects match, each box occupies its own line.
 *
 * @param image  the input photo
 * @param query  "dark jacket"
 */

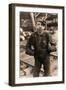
xmin=26 ymin=31 xmax=56 ymax=56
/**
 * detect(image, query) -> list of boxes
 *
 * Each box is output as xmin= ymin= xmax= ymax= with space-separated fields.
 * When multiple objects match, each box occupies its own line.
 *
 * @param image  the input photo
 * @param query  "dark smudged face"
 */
xmin=36 ymin=22 xmax=45 ymax=34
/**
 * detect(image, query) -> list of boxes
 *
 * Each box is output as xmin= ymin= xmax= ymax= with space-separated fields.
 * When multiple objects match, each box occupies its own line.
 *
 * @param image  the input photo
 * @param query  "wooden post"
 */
xmin=30 ymin=13 xmax=36 ymax=32
xmin=45 ymin=13 xmax=47 ymax=30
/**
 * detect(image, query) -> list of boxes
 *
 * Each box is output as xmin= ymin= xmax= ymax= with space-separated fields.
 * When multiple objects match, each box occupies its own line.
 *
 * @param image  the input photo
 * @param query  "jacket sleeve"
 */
xmin=47 ymin=32 xmax=57 ymax=52
xmin=25 ymin=33 xmax=34 ymax=56
xmin=48 ymin=33 xmax=52 ymax=43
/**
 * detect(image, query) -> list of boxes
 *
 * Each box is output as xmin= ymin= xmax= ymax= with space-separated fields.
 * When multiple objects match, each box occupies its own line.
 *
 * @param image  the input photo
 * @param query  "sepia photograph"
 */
xmin=9 ymin=3 xmax=64 ymax=86
xmin=19 ymin=12 xmax=58 ymax=78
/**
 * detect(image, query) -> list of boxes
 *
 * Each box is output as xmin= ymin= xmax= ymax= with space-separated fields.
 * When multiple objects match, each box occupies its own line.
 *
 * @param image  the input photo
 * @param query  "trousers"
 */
xmin=33 ymin=54 xmax=50 ymax=77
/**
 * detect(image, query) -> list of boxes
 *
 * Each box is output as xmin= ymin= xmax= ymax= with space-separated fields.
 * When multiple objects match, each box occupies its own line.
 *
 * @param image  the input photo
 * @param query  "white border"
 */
xmin=15 ymin=6 xmax=63 ymax=84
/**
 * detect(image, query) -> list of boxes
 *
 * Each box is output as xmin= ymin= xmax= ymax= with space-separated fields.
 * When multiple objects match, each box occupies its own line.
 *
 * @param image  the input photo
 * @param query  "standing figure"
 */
xmin=26 ymin=21 xmax=53 ymax=77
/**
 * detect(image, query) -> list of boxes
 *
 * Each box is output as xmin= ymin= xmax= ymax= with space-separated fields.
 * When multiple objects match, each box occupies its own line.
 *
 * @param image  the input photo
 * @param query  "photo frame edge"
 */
xmin=9 ymin=3 xmax=65 ymax=86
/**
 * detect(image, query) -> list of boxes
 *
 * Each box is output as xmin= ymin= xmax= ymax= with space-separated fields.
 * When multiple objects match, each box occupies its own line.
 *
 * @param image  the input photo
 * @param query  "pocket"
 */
xmin=48 ymin=43 xmax=57 ymax=52
xmin=25 ymin=49 xmax=34 ymax=56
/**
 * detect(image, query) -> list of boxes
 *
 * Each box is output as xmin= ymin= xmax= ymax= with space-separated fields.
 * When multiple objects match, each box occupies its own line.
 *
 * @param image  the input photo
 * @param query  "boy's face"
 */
xmin=36 ymin=22 xmax=42 ymax=30
xmin=36 ymin=22 xmax=45 ymax=34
